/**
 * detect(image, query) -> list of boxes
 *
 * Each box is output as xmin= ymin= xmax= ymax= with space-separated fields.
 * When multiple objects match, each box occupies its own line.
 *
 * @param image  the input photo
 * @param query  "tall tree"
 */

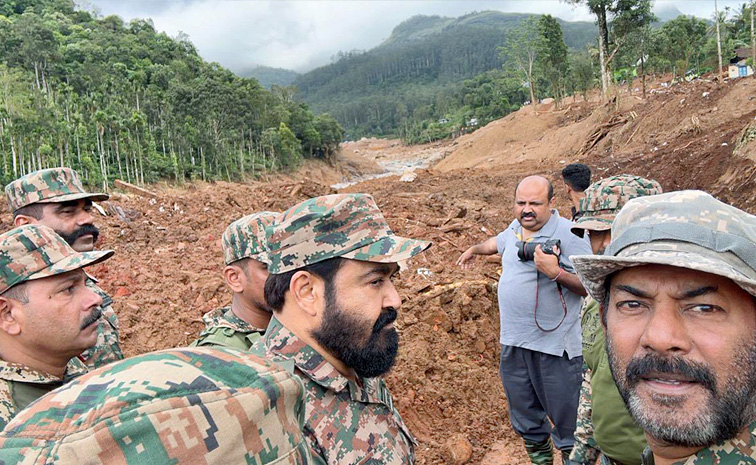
xmin=537 ymin=15 xmax=569 ymax=107
xmin=500 ymin=16 xmax=540 ymax=111
xmin=715 ymin=0 xmax=725 ymax=81
xmin=567 ymin=0 xmax=654 ymax=97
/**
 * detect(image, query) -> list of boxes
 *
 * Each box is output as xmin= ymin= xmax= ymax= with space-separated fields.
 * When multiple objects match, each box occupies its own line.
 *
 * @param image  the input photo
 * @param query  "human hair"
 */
xmin=1 ymin=282 xmax=29 ymax=304
xmin=13 ymin=203 xmax=45 ymax=220
xmin=562 ymin=163 xmax=592 ymax=192
xmin=600 ymin=274 xmax=612 ymax=326
xmin=230 ymin=257 xmax=250 ymax=272
xmin=264 ymin=257 xmax=345 ymax=312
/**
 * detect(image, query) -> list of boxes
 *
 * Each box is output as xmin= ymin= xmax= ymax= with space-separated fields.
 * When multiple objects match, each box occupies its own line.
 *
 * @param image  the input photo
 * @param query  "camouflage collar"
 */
xmin=202 ymin=307 xmax=265 ymax=333
xmin=263 ymin=317 xmax=392 ymax=403
xmin=264 ymin=316 xmax=349 ymax=393
xmin=642 ymin=420 xmax=756 ymax=464
xmin=0 ymin=357 xmax=88 ymax=384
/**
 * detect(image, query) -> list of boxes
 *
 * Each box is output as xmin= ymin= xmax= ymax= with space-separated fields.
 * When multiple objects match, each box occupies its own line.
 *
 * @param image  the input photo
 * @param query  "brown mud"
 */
xmin=1 ymin=74 xmax=755 ymax=464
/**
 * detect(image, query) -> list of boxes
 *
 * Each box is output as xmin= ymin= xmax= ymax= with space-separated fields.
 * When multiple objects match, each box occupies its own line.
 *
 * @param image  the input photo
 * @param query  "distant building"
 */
xmin=467 ymin=118 xmax=479 ymax=126
xmin=728 ymin=47 xmax=754 ymax=79
xmin=438 ymin=118 xmax=450 ymax=124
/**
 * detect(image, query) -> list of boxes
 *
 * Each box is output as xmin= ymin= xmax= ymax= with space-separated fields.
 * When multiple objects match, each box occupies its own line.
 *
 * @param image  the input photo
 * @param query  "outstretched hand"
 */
xmin=457 ymin=247 xmax=477 ymax=269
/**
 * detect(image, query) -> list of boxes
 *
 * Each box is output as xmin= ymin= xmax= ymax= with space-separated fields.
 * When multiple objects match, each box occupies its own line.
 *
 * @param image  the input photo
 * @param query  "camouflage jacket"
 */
xmin=640 ymin=421 xmax=756 ymax=464
xmin=571 ymin=363 xmax=601 ymax=465
xmin=78 ymin=276 xmax=123 ymax=369
xmin=190 ymin=306 xmax=266 ymax=351
xmin=0 ymin=357 xmax=88 ymax=430
xmin=258 ymin=316 xmax=416 ymax=464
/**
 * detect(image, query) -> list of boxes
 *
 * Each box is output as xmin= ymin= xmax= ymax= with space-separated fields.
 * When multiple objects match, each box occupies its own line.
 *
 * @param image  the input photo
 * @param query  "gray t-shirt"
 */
xmin=496 ymin=210 xmax=592 ymax=359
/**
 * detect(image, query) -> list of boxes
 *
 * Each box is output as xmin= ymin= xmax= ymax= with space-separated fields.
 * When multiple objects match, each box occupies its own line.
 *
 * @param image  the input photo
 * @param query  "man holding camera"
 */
xmin=458 ymin=175 xmax=591 ymax=465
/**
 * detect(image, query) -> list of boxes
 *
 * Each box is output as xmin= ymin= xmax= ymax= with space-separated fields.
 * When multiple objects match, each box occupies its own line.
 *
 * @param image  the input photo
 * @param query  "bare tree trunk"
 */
xmin=751 ymin=0 xmax=756 ymax=79
xmin=715 ymin=0 xmax=724 ymax=82
xmin=597 ymin=8 xmax=610 ymax=98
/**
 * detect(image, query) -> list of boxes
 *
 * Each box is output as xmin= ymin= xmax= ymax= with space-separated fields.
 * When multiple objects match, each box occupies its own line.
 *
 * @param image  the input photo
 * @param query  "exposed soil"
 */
xmin=2 ymin=74 xmax=756 ymax=464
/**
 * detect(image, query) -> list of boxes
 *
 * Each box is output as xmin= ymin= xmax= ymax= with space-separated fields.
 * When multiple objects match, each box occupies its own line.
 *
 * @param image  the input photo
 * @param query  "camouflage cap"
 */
xmin=0 ymin=347 xmax=311 ymax=464
xmin=266 ymin=193 xmax=431 ymax=274
xmin=5 ymin=167 xmax=109 ymax=213
xmin=223 ymin=211 xmax=278 ymax=265
xmin=571 ymin=175 xmax=663 ymax=237
xmin=572 ymin=190 xmax=756 ymax=304
xmin=0 ymin=225 xmax=113 ymax=295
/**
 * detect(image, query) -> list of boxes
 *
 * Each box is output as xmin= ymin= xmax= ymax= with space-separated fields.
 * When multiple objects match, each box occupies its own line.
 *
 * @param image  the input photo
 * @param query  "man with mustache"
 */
xmin=0 ymin=224 xmax=113 ymax=428
xmin=572 ymin=190 xmax=756 ymax=464
xmin=5 ymin=167 xmax=122 ymax=369
xmin=191 ymin=212 xmax=278 ymax=349
xmin=568 ymin=175 xmax=662 ymax=465
xmin=256 ymin=193 xmax=431 ymax=464
xmin=457 ymin=175 xmax=591 ymax=464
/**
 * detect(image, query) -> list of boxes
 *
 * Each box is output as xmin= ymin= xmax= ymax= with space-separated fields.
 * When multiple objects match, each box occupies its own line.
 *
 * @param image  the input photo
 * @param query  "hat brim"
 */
xmin=26 ymin=249 xmax=115 ymax=282
xmin=31 ymin=192 xmax=109 ymax=207
xmin=571 ymin=216 xmax=614 ymax=238
xmin=572 ymin=250 xmax=756 ymax=305
xmin=341 ymin=235 xmax=431 ymax=264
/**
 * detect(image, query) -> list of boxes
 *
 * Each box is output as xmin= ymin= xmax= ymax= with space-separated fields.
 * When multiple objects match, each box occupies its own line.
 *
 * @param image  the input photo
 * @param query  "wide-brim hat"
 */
xmin=0 ymin=225 xmax=113 ymax=294
xmin=573 ymin=190 xmax=756 ymax=305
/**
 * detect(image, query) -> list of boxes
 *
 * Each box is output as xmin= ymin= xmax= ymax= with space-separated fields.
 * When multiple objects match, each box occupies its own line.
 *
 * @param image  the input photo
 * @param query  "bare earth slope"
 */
xmin=1 ymin=76 xmax=755 ymax=464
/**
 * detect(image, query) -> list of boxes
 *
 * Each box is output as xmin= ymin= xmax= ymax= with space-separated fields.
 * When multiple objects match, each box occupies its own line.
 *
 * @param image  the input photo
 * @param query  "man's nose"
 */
xmin=638 ymin=301 xmax=691 ymax=356
xmin=384 ymin=281 xmax=402 ymax=310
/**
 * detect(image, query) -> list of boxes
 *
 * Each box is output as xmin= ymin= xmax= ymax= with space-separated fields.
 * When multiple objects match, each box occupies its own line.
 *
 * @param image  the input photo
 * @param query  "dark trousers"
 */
xmin=499 ymin=344 xmax=582 ymax=450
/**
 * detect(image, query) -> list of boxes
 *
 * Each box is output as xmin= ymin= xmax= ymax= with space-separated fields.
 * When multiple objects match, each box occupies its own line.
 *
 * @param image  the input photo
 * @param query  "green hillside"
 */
xmin=241 ymin=65 xmax=300 ymax=89
xmin=293 ymin=11 xmax=597 ymax=139
xmin=0 ymin=0 xmax=342 ymax=187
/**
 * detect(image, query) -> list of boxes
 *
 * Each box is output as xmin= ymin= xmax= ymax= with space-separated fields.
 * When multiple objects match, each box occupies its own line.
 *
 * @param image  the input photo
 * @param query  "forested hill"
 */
xmin=0 ymin=0 xmax=343 ymax=188
xmin=241 ymin=66 xmax=300 ymax=89
xmin=293 ymin=11 xmax=597 ymax=139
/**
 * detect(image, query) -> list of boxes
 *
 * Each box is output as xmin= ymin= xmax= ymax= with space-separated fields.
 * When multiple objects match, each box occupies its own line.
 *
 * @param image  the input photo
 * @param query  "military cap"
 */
xmin=572 ymin=190 xmax=756 ymax=304
xmin=0 ymin=225 xmax=113 ymax=295
xmin=266 ymin=193 xmax=431 ymax=274
xmin=0 ymin=347 xmax=311 ymax=464
xmin=223 ymin=211 xmax=278 ymax=265
xmin=5 ymin=167 xmax=108 ymax=213
xmin=571 ymin=175 xmax=662 ymax=237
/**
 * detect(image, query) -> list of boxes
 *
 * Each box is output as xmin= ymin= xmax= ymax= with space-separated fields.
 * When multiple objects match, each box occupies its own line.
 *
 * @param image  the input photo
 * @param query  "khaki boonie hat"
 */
xmin=571 ymin=175 xmax=662 ymax=237
xmin=266 ymin=193 xmax=431 ymax=274
xmin=222 ymin=212 xmax=278 ymax=265
xmin=0 ymin=347 xmax=311 ymax=464
xmin=0 ymin=225 xmax=113 ymax=294
xmin=5 ymin=167 xmax=108 ymax=213
xmin=573 ymin=190 xmax=756 ymax=304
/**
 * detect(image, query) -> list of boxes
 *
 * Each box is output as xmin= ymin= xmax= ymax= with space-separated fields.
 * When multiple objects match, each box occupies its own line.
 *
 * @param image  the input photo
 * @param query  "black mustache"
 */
xmin=59 ymin=224 xmax=99 ymax=246
xmin=80 ymin=307 xmax=102 ymax=330
xmin=626 ymin=354 xmax=717 ymax=392
xmin=521 ymin=213 xmax=536 ymax=218
xmin=371 ymin=307 xmax=398 ymax=334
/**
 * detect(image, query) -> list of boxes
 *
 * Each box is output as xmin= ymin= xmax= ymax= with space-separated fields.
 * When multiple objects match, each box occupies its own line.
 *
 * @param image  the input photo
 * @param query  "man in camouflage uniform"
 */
xmin=5 ymin=167 xmax=122 ymax=369
xmin=257 ymin=193 xmax=431 ymax=464
xmin=191 ymin=212 xmax=278 ymax=350
xmin=573 ymin=190 xmax=756 ymax=465
xmin=0 ymin=224 xmax=113 ymax=429
xmin=0 ymin=346 xmax=312 ymax=464
xmin=569 ymin=175 xmax=662 ymax=465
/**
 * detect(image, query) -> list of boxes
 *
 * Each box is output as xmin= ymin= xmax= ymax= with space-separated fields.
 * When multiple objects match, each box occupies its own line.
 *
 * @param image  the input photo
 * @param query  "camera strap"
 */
xmin=533 ymin=271 xmax=568 ymax=332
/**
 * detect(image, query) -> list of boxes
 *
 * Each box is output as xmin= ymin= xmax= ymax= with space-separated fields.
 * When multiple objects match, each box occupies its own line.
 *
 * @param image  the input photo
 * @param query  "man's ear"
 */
xmin=0 ymin=297 xmax=22 ymax=336
xmin=13 ymin=215 xmax=34 ymax=227
xmin=289 ymin=271 xmax=322 ymax=318
xmin=223 ymin=265 xmax=245 ymax=293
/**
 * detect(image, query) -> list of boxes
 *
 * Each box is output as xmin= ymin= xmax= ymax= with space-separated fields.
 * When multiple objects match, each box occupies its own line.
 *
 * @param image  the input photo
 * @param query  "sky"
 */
xmin=80 ymin=0 xmax=750 ymax=74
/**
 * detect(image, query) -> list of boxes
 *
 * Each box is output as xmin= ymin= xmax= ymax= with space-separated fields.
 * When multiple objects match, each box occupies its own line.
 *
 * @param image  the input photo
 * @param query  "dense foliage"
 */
xmin=293 ymin=11 xmax=598 ymax=141
xmin=0 ymin=0 xmax=343 ymax=188
xmin=241 ymin=66 xmax=300 ymax=89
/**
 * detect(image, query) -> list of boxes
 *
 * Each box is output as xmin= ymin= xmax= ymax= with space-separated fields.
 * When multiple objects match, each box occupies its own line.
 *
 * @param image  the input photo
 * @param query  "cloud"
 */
xmin=85 ymin=0 xmax=748 ymax=73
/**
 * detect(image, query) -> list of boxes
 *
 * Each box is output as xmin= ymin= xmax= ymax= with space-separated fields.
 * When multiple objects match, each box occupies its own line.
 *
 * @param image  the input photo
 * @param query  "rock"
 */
xmin=474 ymin=340 xmax=487 ymax=353
xmin=441 ymin=434 xmax=473 ymax=464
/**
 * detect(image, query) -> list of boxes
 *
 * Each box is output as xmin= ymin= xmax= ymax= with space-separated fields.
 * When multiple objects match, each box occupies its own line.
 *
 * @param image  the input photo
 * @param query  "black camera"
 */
xmin=516 ymin=239 xmax=561 ymax=261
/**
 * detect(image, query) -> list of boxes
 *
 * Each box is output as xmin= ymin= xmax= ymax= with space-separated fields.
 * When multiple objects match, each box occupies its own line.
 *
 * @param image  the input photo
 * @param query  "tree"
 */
xmin=500 ymin=16 xmax=540 ymax=110
xmin=656 ymin=15 xmax=708 ymax=78
xmin=567 ymin=0 xmax=654 ymax=97
xmin=715 ymin=0 xmax=725 ymax=81
xmin=537 ymin=15 xmax=569 ymax=107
